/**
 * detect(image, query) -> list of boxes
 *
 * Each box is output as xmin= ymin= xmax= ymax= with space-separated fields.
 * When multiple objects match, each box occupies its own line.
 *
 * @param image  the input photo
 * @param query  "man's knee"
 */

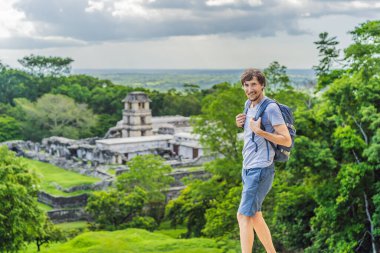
xmin=237 ymin=212 xmax=252 ymax=225
xmin=251 ymin=211 xmax=263 ymax=224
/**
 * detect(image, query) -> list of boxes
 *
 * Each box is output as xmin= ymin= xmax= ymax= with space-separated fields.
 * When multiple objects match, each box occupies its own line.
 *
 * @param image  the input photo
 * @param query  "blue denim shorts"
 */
xmin=238 ymin=163 xmax=275 ymax=217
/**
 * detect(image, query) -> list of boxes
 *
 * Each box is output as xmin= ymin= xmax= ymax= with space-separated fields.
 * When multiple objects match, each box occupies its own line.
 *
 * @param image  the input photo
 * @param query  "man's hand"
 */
xmin=235 ymin=113 xmax=246 ymax=128
xmin=249 ymin=117 xmax=264 ymax=135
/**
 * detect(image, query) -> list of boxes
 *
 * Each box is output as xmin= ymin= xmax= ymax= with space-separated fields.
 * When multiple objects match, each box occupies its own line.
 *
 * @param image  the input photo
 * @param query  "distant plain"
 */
xmin=74 ymin=69 xmax=316 ymax=91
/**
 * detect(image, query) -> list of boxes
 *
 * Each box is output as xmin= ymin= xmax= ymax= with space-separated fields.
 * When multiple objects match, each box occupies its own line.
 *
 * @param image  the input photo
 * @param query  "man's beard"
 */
xmin=249 ymin=93 xmax=261 ymax=102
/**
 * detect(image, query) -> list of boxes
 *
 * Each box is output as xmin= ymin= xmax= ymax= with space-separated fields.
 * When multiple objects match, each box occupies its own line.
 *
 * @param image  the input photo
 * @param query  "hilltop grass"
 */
xmin=172 ymin=166 xmax=204 ymax=173
xmin=56 ymin=221 xmax=89 ymax=231
xmin=37 ymin=202 xmax=53 ymax=212
xmin=23 ymin=228 xmax=225 ymax=253
xmin=23 ymin=158 xmax=100 ymax=196
xmin=184 ymin=166 xmax=203 ymax=172
xmin=107 ymin=168 xmax=116 ymax=175
xmin=155 ymin=220 xmax=186 ymax=239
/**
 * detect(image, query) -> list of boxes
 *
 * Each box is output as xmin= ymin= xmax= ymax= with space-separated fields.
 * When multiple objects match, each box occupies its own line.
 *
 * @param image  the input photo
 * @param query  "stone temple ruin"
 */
xmin=100 ymin=91 xmax=205 ymax=163
xmin=105 ymin=92 xmax=154 ymax=138
xmin=3 ymin=91 xmax=212 ymax=223
xmin=8 ymin=91 xmax=208 ymax=167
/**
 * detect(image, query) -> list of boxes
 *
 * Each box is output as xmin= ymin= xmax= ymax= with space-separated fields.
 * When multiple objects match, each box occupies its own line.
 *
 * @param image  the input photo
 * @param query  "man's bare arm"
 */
xmin=249 ymin=118 xmax=292 ymax=147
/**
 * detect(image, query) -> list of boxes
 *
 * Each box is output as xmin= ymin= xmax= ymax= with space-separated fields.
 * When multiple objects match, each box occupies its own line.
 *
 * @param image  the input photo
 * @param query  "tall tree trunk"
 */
xmin=351 ymin=116 xmax=368 ymax=145
xmin=363 ymin=192 xmax=377 ymax=253
xmin=352 ymin=149 xmax=376 ymax=253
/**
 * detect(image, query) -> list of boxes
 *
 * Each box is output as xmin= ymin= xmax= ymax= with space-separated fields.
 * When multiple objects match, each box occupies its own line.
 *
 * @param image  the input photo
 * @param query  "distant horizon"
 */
xmin=73 ymin=68 xmax=316 ymax=74
xmin=73 ymin=68 xmax=314 ymax=70
xmin=71 ymin=68 xmax=316 ymax=91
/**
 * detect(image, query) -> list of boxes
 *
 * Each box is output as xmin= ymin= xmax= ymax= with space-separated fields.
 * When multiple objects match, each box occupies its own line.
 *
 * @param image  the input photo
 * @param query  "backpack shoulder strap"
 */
xmin=256 ymin=98 xmax=278 ymax=153
xmin=254 ymin=98 xmax=275 ymax=120
xmin=243 ymin=99 xmax=251 ymax=114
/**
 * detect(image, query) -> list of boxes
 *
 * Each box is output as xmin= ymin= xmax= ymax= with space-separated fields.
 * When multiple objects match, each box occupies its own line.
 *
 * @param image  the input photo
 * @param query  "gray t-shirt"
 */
xmin=242 ymin=97 xmax=285 ymax=169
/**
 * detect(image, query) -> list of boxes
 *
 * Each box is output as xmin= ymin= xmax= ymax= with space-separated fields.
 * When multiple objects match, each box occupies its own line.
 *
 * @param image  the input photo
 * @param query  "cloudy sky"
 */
xmin=0 ymin=0 xmax=379 ymax=69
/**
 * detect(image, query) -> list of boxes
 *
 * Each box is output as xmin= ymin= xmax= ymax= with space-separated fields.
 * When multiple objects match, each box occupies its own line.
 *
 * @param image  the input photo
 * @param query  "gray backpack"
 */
xmin=243 ymin=98 xmax=296 ymax=162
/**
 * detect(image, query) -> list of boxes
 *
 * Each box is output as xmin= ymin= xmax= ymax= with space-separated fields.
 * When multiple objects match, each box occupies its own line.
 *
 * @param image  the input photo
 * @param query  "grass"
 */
xmin=172 ymin=166 xmax=204 ymax=173
xmin=21 ymin=228 xmax=225 ymax=253
xmin=154 ymin=228 xmax=187 ymax=239
xmin=23 ymin=158 xmax=100 ymax=197
xmin=37 ymin=202 xmax=53 ymax=212
xmin=106 ymin=168 xmax=116 ymax=176
xmin=184 ymin=166 xmax=204 ymax=172
xmin=155 ymin=220 xmax=186 ymax=239
xmin=55 ymin=221 xmax=89 ymax=231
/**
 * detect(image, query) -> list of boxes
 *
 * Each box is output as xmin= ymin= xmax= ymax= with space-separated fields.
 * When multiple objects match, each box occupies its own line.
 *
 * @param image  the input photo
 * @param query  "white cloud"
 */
xmin=206 ymin=0 xmax=262 ymax=6
xmin=84 ymin=0 xmax=159 ymax=17
xmin=247 ymin=0 xmax=263 ymax=6
xmin=206 ymin=0 xmax=236 ymax=6
xmin=0 ymin=0 xmax=378 ymax=50
xmin=85 ymin=0 xmax=105 ymax=13
xmin=111 ymin=0 xmax=159 ymax=19
xmin=286 ymin=0 xmax=306 ymax=6
xmin=0 ymin=0 xmax=35 ymax=38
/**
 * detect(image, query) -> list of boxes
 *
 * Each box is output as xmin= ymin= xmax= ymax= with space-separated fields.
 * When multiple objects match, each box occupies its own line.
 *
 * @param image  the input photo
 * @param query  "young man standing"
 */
xmin=235 ymin=68 xmax=291 ymax=253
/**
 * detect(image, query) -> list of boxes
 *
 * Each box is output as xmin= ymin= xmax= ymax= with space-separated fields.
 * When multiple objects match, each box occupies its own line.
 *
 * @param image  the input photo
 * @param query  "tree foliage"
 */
xmin=32 ymin=216 xmax=64 ymax=252
xmin=313 ymin=32 xmax=341 ymax=75
xmin=191 ymin=82 xmax=245 ymax=162
xmin=14 ymin=94 xmax=97 ymax=141
xmin=117 ymin=154 xmax=174 ymax=203
xmin=0 ymin=146 xmax=43 ymax=252
xmin=304 ymin=20 xmax=380 ymax=253
xmin=117 ymin=154 xmax=174 ymax=223
xmin=86 ymin=187 xmax=147 ymax=230
xmin=87 ymin=155 xmax=173 ymax=230
xmin=264 ymin=61 xmax=291 ymax=91
xmin=18 ymin=54 xmax=74 ymax=77
xmin=0 ymin=115 xmax=22 ymax=142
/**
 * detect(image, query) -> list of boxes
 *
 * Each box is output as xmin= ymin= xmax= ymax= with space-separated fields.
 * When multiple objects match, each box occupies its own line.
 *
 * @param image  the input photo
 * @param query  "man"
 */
xmin=235 ymin=68 xmax=291 ymax=253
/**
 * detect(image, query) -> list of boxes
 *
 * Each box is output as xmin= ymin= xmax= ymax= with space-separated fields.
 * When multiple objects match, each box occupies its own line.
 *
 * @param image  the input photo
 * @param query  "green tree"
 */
xmin=18 ymin=54 xmax=74 ymax=77
xmin=86 ymin=187 xmax=147 ymax=230
xmin=304 ymin=20 xmax=380 ymax=253
xmin=31 ymin=216 xmax=64 ymax=252
xmin=0 ymin=115 xmax=22 ymax=142
xmin=88 ymin=85 xmax=139 ymax=115
xmin=313 ymin=32 xmax=341 ymax=75
xmin=91 ymin=114 xmax=119 ymax=138
xmin=264 ymin=61 xmax=290 ymax=91
xmin=117 ymin=154 xmax=173 ymax=203
xmin=150 ymin=88 xmax=202 ymax=116
xmin=191 ymin=82 xmax=245 ymax=163
xmin=14 ymin=94 xmax=97 ymax=141
xmin=117 ymin=154 xmax=174 ymax=222
xmin=165 ymin=178 xmax=227 ymax=238
xmin=313 ymin=32 xmax=345 ymax=90
xmin=52 ymin=83 xmax=92 ymax=104
xmin=345 ymin=20 xmax=380 ymax=80
xmin=202 ymin=186 xmax=241 ymax=239
xmin=123 ymin=216 xmax=158 ymax=232
xmin=0 ymin=67 xmax=39 ymax=104
xmin=0 ymin=146 xmax=43 ymax=252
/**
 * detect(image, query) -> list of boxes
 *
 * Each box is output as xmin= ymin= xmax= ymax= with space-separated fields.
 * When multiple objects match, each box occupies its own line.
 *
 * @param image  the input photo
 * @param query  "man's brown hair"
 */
xmin=240 ymin=68 xmax=266 ymax=87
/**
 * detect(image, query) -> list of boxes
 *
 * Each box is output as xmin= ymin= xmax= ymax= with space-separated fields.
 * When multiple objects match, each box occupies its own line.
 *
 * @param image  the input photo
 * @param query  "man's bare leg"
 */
xmin=237 ymin=212 xmax=255 ymax=253
xmin=251 ymin=211 xmax=276 ymax=253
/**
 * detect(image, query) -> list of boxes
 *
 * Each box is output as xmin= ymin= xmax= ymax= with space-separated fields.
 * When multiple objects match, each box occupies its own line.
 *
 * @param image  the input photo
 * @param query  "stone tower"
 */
xmin=121 ymin=92 xmax=153 ymax=137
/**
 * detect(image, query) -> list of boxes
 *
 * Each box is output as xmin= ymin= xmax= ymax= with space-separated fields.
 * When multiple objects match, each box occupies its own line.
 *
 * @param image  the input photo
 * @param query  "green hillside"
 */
xmin=25 ymin=158 xmax=100 ymax=196
xmin=23 ymin=228 xmax=228 ymax=253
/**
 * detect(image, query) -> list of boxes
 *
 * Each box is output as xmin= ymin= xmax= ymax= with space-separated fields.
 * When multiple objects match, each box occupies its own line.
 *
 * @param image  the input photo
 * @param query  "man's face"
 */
xmin=243 ymin=77 xmax=264 ymax=102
